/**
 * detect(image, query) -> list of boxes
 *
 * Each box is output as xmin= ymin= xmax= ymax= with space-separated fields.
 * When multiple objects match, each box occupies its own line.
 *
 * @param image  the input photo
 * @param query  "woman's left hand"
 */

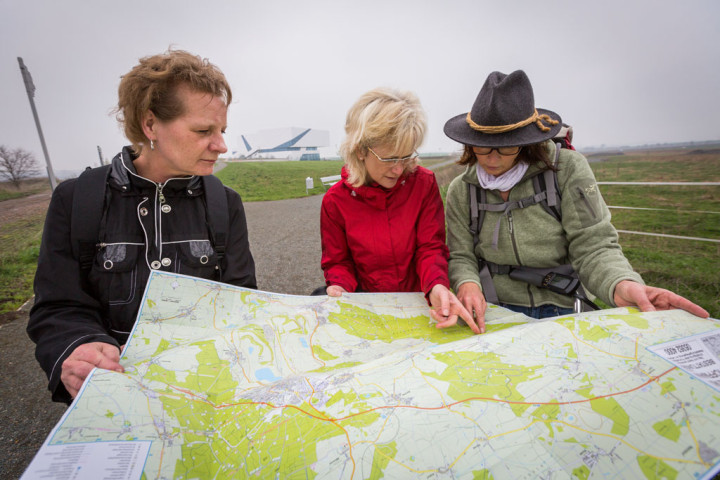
xmin=613 ymin=280 xmax=709 ymax=318
xmin=428 ymin=284 xmax=482 ymax=334
xmin=327 ymin=285 xmax=348 ymax=297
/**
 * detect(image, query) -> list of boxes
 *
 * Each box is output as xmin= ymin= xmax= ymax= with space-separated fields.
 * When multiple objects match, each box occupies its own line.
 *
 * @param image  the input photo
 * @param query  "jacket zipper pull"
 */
xmin=158 ymin=183 xmax=166 ymax=204
xmin=508 ymin=213 xmax=514 ymax=235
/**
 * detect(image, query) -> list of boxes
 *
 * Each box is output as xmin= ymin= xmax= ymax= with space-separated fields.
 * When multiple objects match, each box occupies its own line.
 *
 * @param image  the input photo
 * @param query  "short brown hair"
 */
xmin=115 ymin=49 xmax=232 ymax=154
xmin=457 ymin=142 xmax=556 ymax=171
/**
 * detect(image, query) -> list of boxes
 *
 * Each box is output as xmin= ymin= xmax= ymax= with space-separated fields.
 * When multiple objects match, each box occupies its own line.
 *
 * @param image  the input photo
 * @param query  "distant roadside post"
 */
xmin=17 ymin=57 xmax=57 ymax=191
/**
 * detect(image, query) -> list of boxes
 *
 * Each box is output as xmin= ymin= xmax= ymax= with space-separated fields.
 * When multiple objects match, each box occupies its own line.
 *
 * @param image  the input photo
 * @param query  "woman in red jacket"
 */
xmin=320 ymin=87 xmax=482 ymax=334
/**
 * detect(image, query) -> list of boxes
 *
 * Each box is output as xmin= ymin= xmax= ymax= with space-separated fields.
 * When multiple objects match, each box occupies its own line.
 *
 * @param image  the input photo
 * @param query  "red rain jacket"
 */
xmin=320 ymin=166 xmax=449 ymax=295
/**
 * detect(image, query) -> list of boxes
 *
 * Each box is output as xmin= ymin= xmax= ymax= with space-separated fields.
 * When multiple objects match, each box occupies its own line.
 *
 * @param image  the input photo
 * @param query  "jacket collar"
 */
xmin=109 ymin=146 xmax=203 ymax=192
xmin=340 ymin=165 xmax=410 ymax=209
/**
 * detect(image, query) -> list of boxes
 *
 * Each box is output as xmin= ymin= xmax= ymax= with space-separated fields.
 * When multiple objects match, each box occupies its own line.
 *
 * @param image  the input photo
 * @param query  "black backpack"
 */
xmin=70 ymin=164 xmax=229 ymax=276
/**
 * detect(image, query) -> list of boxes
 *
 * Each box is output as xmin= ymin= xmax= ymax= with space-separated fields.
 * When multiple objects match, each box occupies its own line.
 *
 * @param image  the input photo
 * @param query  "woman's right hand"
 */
xmin=457 ymin=282 xmax=487 ymax=330
xmin=327 ymin=285 xmax=348 ymax=297
xmin=61 ymin=342 xmax=124 ymax=398
xmin=428 ymin=284 xmax=484 ymax=334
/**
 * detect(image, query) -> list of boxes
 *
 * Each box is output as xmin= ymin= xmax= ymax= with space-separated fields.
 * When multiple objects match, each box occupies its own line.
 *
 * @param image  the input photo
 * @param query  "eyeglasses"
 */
xmin=473 ymin=146 xmax=522 ymax=156
xmin=367 ymin=147 xmax=419 ymax=167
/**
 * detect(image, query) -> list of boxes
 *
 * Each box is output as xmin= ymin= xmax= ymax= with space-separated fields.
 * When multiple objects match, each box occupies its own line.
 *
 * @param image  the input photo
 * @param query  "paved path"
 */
xmin=0 ymin=193 xmax=326 ymax=479
xmin=244 ymin=194 xmax=324 ymax=295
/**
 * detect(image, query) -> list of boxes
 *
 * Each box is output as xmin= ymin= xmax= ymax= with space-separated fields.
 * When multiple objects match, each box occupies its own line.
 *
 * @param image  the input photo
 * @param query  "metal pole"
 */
xmin=17 ymin=57 xmax=57 ymax=191
xmin=97 ymin=145 xmax=105 ymax=166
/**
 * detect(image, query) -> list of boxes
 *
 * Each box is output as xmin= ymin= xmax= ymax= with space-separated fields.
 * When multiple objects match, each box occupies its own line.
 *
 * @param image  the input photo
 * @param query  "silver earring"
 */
xmin=150 ymin=140 xmax=155 ymax=150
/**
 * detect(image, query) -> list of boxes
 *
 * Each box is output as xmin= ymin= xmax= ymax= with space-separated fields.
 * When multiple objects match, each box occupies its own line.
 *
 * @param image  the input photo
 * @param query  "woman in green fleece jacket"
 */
xmin=443 ymin=70 xmax=708 ymax=326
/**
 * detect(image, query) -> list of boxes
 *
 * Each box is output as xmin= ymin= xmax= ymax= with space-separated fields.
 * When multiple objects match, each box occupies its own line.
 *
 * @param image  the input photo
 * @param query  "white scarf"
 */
xmin=476 ymin=161 xmax=529 ymax=191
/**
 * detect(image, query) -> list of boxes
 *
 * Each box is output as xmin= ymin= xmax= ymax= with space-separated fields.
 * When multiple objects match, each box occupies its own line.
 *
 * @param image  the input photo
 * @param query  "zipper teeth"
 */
xmin=508 ymin=212 xmax=535 ymax=307
xmin=155 ymin=184 xmax=162 ymax=251
xmin=508 ymin=213 xmax=522 ymax=265
xmin=577 ymin=186 xmax=598 ymax=220
xmin=98 ymin=242 xmax=144 ymax=247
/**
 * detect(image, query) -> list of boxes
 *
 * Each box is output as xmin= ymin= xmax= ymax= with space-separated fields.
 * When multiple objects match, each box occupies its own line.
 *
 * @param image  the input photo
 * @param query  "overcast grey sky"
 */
xmin=1 ymin=0 xmax=719 ymax=171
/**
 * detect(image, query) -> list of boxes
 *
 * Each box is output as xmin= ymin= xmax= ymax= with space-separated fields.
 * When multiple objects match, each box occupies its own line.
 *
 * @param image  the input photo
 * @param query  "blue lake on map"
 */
xmin=255 ymin=368 xmax=281 ymax=382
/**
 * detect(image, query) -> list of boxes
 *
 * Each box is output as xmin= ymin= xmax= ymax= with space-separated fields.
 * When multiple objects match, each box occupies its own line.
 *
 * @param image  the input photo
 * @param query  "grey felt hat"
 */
xmin=444 ymin=70 xmax=562 ymax=147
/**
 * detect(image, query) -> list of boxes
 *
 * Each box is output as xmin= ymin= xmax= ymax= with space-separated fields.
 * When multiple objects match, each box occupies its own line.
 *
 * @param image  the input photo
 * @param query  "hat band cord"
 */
xmin=466 ymin=109 xmax=559 ymax=134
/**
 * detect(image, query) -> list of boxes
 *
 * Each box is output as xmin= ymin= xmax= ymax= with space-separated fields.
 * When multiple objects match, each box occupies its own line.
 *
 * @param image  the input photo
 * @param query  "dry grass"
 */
xmin=0 ymin=178 xmax=50 ymax=201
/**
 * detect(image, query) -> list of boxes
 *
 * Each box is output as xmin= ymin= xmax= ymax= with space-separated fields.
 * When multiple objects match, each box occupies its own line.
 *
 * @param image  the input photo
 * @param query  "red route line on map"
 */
xmin=168 ymin=366 xmax=677 ymax=423
xmin=163 ymin=366 xmax=678 ymax=480
xmin=334 ymin=366 xmax=678 ymax=421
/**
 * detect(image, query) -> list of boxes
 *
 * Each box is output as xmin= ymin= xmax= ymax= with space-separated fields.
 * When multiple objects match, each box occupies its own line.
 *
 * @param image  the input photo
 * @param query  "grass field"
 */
xmin=0 ymin=213 xmax=45 ymax=313
xmin=589 ymin=148 xmax=720 ymax=315
xmin=214 ymin=157 xmax=450 ymax=201
xmin=0 ymin=150 xmax=718 ymax=316
xmin=215 ymin=160 xmax=344 ymax=201
xmin=0 ymin=178 xmax=49 ymax=201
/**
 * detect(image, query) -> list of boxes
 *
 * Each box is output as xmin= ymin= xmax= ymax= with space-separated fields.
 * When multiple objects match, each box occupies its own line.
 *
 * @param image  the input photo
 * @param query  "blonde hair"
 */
xmin=115 ymin=49 xmax=232 ymax=155
xmin=340 ymin=87 xmax=426 ymax=187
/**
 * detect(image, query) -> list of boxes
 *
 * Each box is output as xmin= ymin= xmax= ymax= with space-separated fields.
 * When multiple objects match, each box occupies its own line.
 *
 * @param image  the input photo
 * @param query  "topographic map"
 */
xmin=25 ymin=271 xmax=720 ymax=479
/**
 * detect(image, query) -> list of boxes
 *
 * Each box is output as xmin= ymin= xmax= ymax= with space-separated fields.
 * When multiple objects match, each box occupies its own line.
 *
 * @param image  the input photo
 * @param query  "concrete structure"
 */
xmin=238 ymin=127 xmax=330 ymax=160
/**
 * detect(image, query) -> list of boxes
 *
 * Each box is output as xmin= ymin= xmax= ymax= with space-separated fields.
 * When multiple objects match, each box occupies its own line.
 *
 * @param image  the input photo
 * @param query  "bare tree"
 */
xmin=0 ymin=145 xmax=40 ymax=188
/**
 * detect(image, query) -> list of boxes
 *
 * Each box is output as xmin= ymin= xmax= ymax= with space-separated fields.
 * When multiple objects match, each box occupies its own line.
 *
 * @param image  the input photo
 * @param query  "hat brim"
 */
xmin=443 ymin=108 xmax=562 ymax=148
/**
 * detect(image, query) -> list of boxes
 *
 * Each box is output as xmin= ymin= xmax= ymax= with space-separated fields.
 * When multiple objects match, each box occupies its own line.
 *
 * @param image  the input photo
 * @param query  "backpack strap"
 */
xmin=548 ymin=142 xmax=562 ymax=207
xmin=483 ymin=259 xmax=598 ymax=312
xmin=534 ymin=142 xmax=563 ymax=221
xmin=468 ymin=183 xmax=480 ymax=248
xmin=202 ymin=174 xmax=229 ymax=275
xmin=477 ymin=262 xmax=500 ymax=305
xmin=71 ymin=165 xmax=111 ymax=272
xmin=474 ymin=186 xmax=550 ymax=250
xmin=468 ymin=183 xmax=499 ymax=303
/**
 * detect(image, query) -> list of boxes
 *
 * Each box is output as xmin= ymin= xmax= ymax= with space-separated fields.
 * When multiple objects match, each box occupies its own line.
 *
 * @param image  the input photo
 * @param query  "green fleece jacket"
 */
xmin=446 ymin=140 xmax=643 ymax=308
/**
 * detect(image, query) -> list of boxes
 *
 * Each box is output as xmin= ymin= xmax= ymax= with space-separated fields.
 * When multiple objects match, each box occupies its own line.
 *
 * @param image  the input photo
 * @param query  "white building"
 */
xmin=238 ymin=127 xmax=330 ymax=160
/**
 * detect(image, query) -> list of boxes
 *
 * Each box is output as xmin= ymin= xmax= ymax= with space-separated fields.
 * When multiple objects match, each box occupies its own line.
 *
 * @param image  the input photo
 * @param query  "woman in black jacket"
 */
xmin=28 ymin=50 xmax=256 ymax=403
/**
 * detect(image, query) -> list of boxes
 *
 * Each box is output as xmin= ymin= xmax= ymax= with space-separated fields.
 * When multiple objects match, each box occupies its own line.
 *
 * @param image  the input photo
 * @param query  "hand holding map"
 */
xmin=60 ymin=342 xmax=124 ymax=398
